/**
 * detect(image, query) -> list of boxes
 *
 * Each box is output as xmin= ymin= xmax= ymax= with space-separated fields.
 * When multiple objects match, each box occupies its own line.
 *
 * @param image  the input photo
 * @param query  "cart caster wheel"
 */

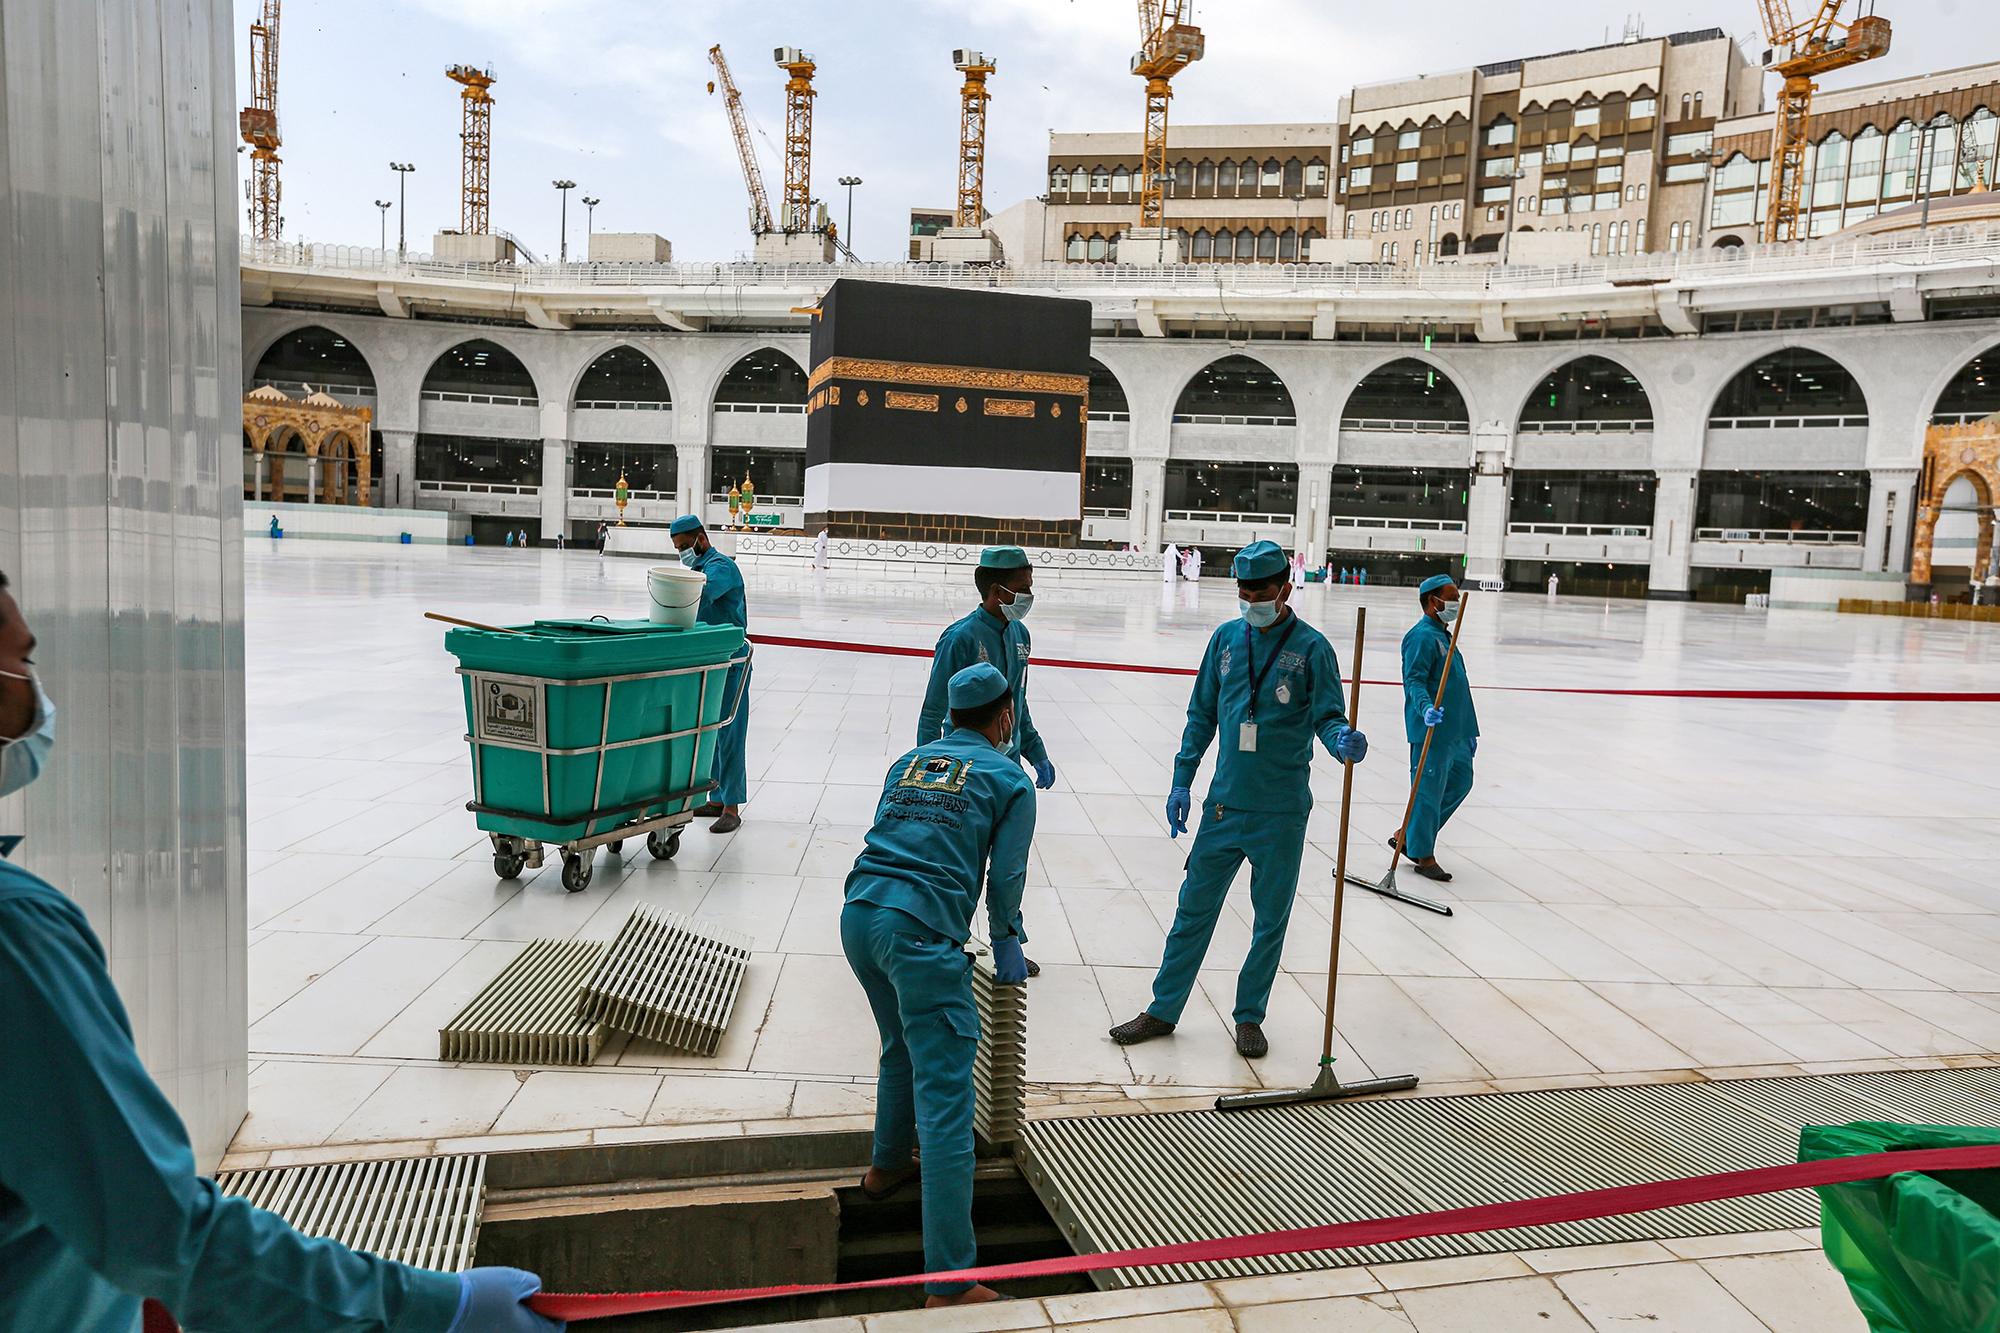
xmin=492 ymin=853 xmax=526 ymax=881
xmin=647 ymin=829 xmax=681 ymax=861
xmin=560 ymin=852 xmax=593 ymax=894
xmin=606 ymin=839 xmax=624 ymax=858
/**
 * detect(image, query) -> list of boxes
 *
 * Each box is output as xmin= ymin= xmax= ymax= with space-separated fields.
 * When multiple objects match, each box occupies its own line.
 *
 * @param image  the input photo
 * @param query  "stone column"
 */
xmin=251 ymin=452 xmax=264 ymax=502
xmin=379 ymin=428 xmax=416 ymax=510
xmin=1462 ymin=424 xmax=1510 ymax=583
xmin=1865 ymin=466 xmax=1921 ymax=585
xmin=539 ymin=438 xmax=569 ymax=544
xmin=676 ymin=441 xmax=711 ymax=522
xmin=304 ymin=454 xmax=320 ymax=504
xmin=1294 ymin=464 xmax=1333 ymax=565
xmin=1647 ymin=468 xmax=1699 ymax=600
xmin=1130 ymin=454 xmax=1168 ymax=552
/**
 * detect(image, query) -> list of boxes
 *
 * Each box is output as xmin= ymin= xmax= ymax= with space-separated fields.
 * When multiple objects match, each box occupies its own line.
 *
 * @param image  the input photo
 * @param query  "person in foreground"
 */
xmin=1395 ymin=573 xmax=1478 ymax=881
xmin=0 ymin=573 xmax=559 ymax=1333
xmin=842 ymin=662 xmax=1034 ymax=1308
xmin=1110 ymin=541 xmax=1368 ymax=1060
xmin=669 ymin=514 xmax=751 ymax=834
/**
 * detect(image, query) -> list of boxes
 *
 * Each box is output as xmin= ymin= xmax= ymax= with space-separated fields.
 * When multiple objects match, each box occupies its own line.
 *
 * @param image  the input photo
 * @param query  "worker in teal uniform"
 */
xmin=671 ymin=515 xmax=750 ymax=834
xmin=1396 ymin=573 xmax=1478 ymax=882
xmin=842 ymin=663 xmax=1033 ymax=1310
xmin=1109 ymin=541 xmax=1368 ymax=1060
xmin=0 ymin=573 xmax=559 ymax=1333
xmin=916 ymin=547 xmax=1056 ymax=792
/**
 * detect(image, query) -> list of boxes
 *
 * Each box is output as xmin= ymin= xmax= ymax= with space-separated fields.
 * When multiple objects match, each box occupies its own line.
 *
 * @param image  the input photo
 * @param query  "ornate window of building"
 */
xmin=1174 ymin=159 xmax=1194 ymax=196
xmin=1574 ymin=102 xmax=1601 ymax=128
xmin=1344 ymin=214 xmax=1356 ymax=238
xmin=1066 ymin=232 xmax=1087 ymax=260
xmin=1636 ymin=217 xmax=1647 ymax=251
xmin=1111 ymin=166 xmax=1130 ymax=196
xmin=1396 ymin=160 xmax=1418 ymax=182
xmin=1305 ymin=159 xmax=1328 ymax=193
xmin=1049 ymin=167 xmax=1069 ymax=195
xmin=1196 ymin=158 xmax=1216 ymax=193
xmin=1218 ymin=159 xmax=1238 ymax=192
xmin=1193 ymin=228 xmax=1213 ymax=261
xmin=1631 ymin=95 xmax=1657 ymax=121
xmin=1279 ymin=227 xmax=1298 ymax=261
xmin=1089 ymin=166 xmax=1110 ymax=193
xmin=1486 ymin=118 xmax=1515 ymax=146
xmin=1241 ymin=158 xmax=1259 ymax=194
xmin=1284 ymin=157 xmax=1304 ymax=194
xmin=1087 ymin=234 xmax=1109 ymax=261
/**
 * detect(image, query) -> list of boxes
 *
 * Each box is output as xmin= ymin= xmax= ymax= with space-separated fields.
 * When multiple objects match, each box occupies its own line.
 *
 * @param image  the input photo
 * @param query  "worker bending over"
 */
xmin=1396 ymin=573 xmax=1479 ymax=881
xmin=0 ymin=573 xmax=558 ymax=1333
xmin=842 ymin=663 xmax=1034 ymax=1308
xmin=1110 ymin=541 xmax=1368 ymax=1059
xmin=670 ymin=515 xmax=750 ymax=834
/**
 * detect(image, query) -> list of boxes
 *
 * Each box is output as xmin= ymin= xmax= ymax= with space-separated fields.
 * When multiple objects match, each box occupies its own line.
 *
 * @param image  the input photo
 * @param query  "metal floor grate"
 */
xmin=576 ymin=905 xmax=753 ymax=1056
xmin=972 ymin=950 xmax=1028 ymax=1150
xmin=1017 ymin=1065 xmax=2000 ymax=1289
xmin=216 ymin=1154 xmax=487 ymax=1272
xmin=440 ymin=939 xmax=608 ymax=1066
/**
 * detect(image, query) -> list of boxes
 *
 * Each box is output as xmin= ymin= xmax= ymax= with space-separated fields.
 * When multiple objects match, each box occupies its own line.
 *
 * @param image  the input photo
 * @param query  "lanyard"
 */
xmin=1243 ymin=615 xmax=1296 ymax=724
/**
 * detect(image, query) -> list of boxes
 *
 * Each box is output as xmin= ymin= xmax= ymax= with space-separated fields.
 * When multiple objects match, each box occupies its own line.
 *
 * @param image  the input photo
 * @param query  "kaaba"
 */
xmin=804 ymin=279 xmax=1093 ymax=545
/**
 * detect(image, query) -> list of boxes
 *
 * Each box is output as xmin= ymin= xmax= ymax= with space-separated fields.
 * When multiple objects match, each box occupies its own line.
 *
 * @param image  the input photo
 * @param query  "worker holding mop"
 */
xmin=670 ymin=515 xmax=750 ymax=834
xmin=842 ymin=662 xmax=1033 ymax=1309
xmin=1110 ymin=541 xmax=1369 ymax=1060
xmin=1397 ymin=573 xmax=1479 ymax=881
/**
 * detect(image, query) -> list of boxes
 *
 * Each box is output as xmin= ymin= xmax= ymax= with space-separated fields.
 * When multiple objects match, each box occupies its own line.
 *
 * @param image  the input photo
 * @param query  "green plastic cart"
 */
xmin=444 ymin=617 xmax=750 ymax=893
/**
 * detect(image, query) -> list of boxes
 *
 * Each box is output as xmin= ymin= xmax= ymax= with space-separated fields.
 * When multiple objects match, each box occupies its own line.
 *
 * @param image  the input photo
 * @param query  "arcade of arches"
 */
xmin=1911 ymin=411 xmax=2000 ymax=591
xmin=242 ymin=384 xmax=374 ymax=505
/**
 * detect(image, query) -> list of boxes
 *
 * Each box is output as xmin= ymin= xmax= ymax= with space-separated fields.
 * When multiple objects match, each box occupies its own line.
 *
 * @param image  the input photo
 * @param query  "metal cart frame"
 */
xmin=457 ymin=643 xmax=752 ymax=892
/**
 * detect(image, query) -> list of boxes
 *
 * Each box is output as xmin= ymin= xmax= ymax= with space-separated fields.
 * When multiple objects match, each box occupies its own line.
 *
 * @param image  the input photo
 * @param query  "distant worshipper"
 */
xmin=0 ymin=573 xmax=560 ymax=1333
xmin=1393 ymin=573 xmax=1478 ymax=882
xmin=1162 ymin=541 xmax=1180 ymax=582
xmin=841 ymin=662 xmax=1033 ymax=1310
xmin=1110 ymin=541 xmax=1369 ymax=1060
xmin=670 ymin=515 xmax=751 ymax=834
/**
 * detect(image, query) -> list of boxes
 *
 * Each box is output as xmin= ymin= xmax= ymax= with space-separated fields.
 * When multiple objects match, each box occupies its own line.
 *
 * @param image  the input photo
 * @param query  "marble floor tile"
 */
xmin=495 ymin=1070 xmax=661 ymax=1133
xmin=330 ymin=1064 xmax=526 ymax=1143
xmin=1697 ymin=1252 xmax=1869 ymax=1333
xmin=1553 ymin=1263 xmax=1767 ymax=1333
xmin=1395 ymin=1275 xmax=1590 ymax=1332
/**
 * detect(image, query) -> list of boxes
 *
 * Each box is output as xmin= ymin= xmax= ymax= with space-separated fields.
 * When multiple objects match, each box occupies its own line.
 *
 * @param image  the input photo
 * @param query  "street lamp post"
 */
xmin=581 ymin=195 xmax=600 ymax=255
xmin=389 ymin=162 xmax=415 ymax=257
xmin=838 ymin=175 xmax=863 ymax=254
xmin=552 ymin=179 xmax=576 ymax=262
xmin=374 ymin=199 xmax=392 ymax=251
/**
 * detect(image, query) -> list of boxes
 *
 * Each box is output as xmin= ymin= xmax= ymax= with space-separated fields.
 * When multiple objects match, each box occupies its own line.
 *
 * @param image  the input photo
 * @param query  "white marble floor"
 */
xmin=228 ymin=541 xmax=2000 ymax=1164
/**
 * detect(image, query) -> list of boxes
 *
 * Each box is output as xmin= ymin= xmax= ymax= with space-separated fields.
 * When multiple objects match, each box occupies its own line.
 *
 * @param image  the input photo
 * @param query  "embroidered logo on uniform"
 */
xmin=1277 ymin=650 xmax=1307 ymax=675
xmin=1015 ymin=641 xmax=1029 ymax=661
xmin=897 ymin=754 xmax=973 ymax=794
xmin=977 ymin=644 xmax=991 ymax=664
xmin=1219 ymin=646 xmax=1234 ymax=679
xmin=1274 ymin=680 xmax=1291 ymax=705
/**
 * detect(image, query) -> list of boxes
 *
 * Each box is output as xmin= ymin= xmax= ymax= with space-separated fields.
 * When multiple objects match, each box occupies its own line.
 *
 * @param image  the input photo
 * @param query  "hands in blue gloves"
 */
xmin=1423 ymin=704 xmax=1445 ymax=729
xmin=1166 ymin=786 xmax=1191 ymax=838
xmin=451 ymin=1268 xmax=564 ymax=1333
xmin=1034 ymin=758 xmax=1057 ymax=790
xmin=992 ymin=935 xmax=1029 ymax=985
xmin=1333 ymin=726 xmax=1368 ymax=764
xmin=1470 ymin=737 xmax=1478 ymax=757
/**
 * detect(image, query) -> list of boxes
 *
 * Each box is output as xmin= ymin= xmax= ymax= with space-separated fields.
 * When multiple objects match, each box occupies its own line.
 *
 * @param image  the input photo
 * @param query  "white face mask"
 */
xmin=0 ymin=669 xmax=56 ymax=799
xmin=678 ymin=549 xmax=700 ymax=568
xmin=1000 ymin=590 xmax=1034 ymax=623
xmin=1437 ymin=602 xmax=1459 ymax=625
xmin=1240 ymin=598 xmax=1280 ymax=628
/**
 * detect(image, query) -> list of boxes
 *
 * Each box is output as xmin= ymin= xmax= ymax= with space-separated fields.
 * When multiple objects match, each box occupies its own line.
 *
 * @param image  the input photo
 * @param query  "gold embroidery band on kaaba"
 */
xmin=983 ymin=398 xmax=1035 ymax=418
xmin=809 ymin=355 xmax=1088 ymax=397
xmin=884 ymin=390 xmax=940 ymax=412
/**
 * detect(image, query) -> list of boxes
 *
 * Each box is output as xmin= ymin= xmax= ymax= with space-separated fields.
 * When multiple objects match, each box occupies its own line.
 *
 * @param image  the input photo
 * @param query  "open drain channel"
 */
xmin=1017 ymin=1064 xmax=2000 ymax=1289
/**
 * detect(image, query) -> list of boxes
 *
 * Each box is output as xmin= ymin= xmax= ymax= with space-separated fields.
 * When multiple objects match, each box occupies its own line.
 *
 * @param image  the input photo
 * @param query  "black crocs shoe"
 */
xmin=1413 ymin=861 xmax=1453 ymax=882
xmin=1109 ymin=1012 xmax=1176 ymax=1045
xmin=1234 ymin=1022 xmax=1269 ymax=1059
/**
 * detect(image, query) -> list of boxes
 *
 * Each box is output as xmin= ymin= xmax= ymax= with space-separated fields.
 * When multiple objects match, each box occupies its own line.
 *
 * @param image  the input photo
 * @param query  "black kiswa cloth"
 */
xmin=805 ymin=278 xmax=1092 ymax=475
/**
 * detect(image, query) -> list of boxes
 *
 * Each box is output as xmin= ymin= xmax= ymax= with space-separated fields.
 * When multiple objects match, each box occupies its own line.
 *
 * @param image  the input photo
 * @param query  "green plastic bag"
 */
xmin=1801 ymin=1122 xmax=2000 ymax=1333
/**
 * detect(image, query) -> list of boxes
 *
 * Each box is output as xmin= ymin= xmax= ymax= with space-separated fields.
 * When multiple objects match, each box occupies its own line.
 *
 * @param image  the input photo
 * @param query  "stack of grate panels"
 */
xmin=971 ymin=948 xmax=1028 ymax=1150
xmin=216 ymin=1154 xmax=487 ymax=1272
xmin=576 ymin=904 xmax=753 ymax=1057
xmin=439 ymin=939 xmax=609 ymax=1066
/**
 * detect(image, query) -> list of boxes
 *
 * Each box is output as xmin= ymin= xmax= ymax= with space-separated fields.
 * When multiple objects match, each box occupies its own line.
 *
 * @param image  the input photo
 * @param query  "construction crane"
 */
xmin=775 ymin=47 xmax=818 ymax=233
xmin=238 ymin=0 xmax=283 ymax=242
xmin=953 ymin=50 xmax=996 ymax=229
xmin=1755 ymin=1 xmax=1891 ymax=243
xmin=707 ymin=45 xmax=773 ymax=236
xmin=447 ymin=63 xmax=497 ymax=234
xmin=1131 ymin=1 xmax=1205 ymax=231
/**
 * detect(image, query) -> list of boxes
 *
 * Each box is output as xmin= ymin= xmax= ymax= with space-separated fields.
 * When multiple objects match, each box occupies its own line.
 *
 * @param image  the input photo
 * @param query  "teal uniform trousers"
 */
xmin=689 ymin=545 xmax=751 ymax=806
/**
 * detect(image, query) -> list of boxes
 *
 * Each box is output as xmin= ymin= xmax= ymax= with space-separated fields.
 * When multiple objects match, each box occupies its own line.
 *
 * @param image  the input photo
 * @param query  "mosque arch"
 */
xmin=1517 ymin=354 xmax=1654 ymax=431
xmin=1707 ymin=347 xmax=1869 ymax=424
xmin=712 ymin=346 xmax=809 ymax=408
xmin=1087 ymin=358 xmax=1130 ymax=419
xmin=421 ymin=338 xmax=540 ymax=403
xmin=1172 ymin=354 xmax=1296 ymax=422
xmin=251 ymin=325 xmax=377 ymax=399
xmin=1927 ymin=341 xmax=2000 ymax=424
xmin=571 ymin=344 xmax=673 ymax=409
xmin=1341 ymin=356 xmax=1470 ymax=428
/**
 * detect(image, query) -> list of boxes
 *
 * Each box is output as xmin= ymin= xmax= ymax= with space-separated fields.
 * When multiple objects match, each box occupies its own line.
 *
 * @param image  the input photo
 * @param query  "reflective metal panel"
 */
xmin=0 ymin=0 xmax=246 ymax=1167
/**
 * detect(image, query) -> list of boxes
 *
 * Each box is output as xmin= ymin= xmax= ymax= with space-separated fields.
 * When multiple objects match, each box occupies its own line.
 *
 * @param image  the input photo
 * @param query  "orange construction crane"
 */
xmin=775 ymin=47 xmax=818 ymax=233
xmin=1756 ymin=1 xmax=1891 ymax=243
xmin=708 ymin=45 xmax=774 ymax=236
xmin=447 ymin=63 xmax=497 ymax=235
xmin=1132 ymin=0 xmax=1204 ymax=230
xmin=953 ymin=50 xmax=996 ymax=229
xmin=238 ymin=0 xmax=282 ymax=242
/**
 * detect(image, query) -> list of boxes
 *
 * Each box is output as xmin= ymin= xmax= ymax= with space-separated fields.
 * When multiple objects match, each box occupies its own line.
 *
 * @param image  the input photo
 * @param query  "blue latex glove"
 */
xmin=1166 ymin=786 xmax=1191 ymax=838
xmin=1034 ymin=758 xmax=1057 ymax=790
xmin=992 ymin=935 xmax=1029 ymax=984
xmin=1470 ymin=737 xmax=1478 ymax=758
xmin=1333 ymin=725 xmax=1368 ymax=764
xmin=1423 ymin=704 xmax=1445 ymax=729
xmin=451 ymin=1269 xmax=564 ymax=1332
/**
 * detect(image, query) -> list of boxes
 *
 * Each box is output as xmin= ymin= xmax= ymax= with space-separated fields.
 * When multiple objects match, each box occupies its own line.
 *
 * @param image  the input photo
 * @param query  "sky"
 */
xmin=239 ymin=0 xmax=1983 ymax=263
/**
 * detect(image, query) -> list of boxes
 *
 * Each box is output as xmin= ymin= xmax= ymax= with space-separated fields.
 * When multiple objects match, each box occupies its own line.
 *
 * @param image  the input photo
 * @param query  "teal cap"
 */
xmin=1418 ymin=573 xmax=1457 ymax=597
xmin=1232 ymin=540 xmax=1288 ymax=581
xmin=979 ymin=546 xmax=1030 ymax=570
xmin=669 ymin=515 xmax=704 ymax=536
xmin=947 ymin=662 xmax=1011 ymax=710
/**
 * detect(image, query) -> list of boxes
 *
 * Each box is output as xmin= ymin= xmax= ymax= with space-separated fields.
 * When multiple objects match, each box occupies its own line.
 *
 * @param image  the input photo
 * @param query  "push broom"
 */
xmin=1341 ymin=591 xmax=1473 ymax=919
xmin=1217 ymin=607 xmax=1418 ymax=1111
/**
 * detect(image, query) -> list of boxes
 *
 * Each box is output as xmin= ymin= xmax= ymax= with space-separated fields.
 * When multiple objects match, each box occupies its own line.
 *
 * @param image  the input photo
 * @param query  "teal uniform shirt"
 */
xmin=687 ymin=546 xmax=746 ymax=629
xmin=1171 ymin=610 xmax=1354 ymax=814
xmin=916 ymin=608 xmax=1048 ymax=768
xmin=688 ymin=545 xmax=750 ymax=806
xmin=1401 ymin=615 xmax=1478 ymax=746
xmin=845 ymin=727 xmax=1035 ymax=946
xmin=0 ymin=859 xmax=462 ymax=1333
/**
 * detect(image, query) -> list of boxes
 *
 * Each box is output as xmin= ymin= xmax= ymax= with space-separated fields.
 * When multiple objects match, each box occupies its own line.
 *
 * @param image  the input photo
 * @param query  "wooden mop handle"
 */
xmin=423 ymin=611 xmax=523 ymax=634
xmin=1385 ymin=591 xmax=1471 ymax=876
xmin=1319 ymin=607 xmax=1367 ymax=1065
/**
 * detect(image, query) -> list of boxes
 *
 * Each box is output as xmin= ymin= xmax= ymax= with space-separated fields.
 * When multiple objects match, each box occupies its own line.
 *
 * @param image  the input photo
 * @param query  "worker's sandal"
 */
xmin=1109 ymin=1012 xmax=1176 ymax=1045
xmin=1234 ymin=1023 xmax=1269 ymax=1059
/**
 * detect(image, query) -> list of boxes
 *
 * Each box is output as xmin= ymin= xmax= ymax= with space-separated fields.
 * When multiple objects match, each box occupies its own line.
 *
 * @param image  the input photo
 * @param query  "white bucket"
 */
xmin=646 ymin=564 xmax=706 ymax=628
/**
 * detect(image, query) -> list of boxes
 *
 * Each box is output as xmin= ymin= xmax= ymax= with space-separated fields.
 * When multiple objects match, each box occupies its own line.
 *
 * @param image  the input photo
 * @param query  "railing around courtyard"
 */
xmin=1330 ymin=515 xmax=1467 ymax=532
xmin=1705 ymin=413 xmax=1870 ymax=430
xmin=1518 ymin=419 xmax=1653 ymax=435
xmin=416 ymin=480 xmax=540 ymax=496
xmin=1509 ymin=522 xmax=1653 ymax=539
xmin=1340 ymin=417 xmax=1471 ymax=434
xmin=707 ymin=492 xmax=804 ymax=507
xmin=1173 ymin=413 xmax=1298 ymax=427
xmin=1165 ymin=509 xmax=1295 ymax=526
xmin=574 ymin=487 xmax=674 ymax=503
xmin=421 ymin=389 xmax=538 ymax=408
xmin=713 ymin=402 xmax=806 ymax=415
xmin=573 ymin=399 xmax=672 ymax=412
xmin=1084 ymin=506 xmax=1131 ymax=519
xmin=1087 ymin=410 xmax=1132 ymax=422
xmin=1695 ymin=527 xmax=1864 ymax=545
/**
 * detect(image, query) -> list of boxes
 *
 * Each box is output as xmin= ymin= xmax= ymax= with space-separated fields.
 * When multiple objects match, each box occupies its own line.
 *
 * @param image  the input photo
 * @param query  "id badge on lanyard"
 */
xmin=1238 ymin=722 xmax=1258 ymax=753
